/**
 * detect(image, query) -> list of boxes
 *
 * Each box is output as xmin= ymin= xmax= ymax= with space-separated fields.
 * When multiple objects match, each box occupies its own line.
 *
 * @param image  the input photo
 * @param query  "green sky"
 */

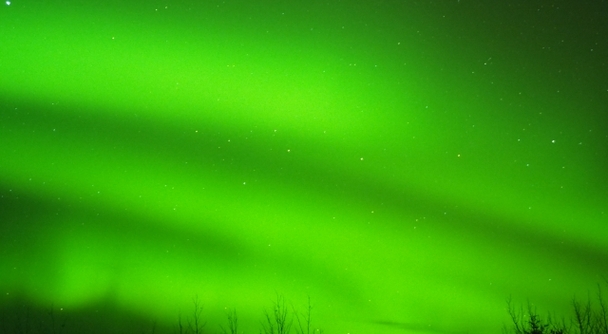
xmin=1 ymin=1 xmax=607 ymax=333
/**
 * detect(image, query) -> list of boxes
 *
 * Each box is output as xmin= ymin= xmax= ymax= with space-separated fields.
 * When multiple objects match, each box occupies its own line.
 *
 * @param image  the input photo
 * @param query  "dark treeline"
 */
xmin=2 ymin=283 xmax=608 ymax=334
xmin=504 ymin=281 xmax=608 ymax=334
xmin=0 ymin=294 xmax=323 ymax=334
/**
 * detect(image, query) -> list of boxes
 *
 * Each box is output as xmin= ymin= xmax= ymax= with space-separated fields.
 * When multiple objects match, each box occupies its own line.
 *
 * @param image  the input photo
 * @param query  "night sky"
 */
xmin=1 ymin=1 xmax=607 ymax=333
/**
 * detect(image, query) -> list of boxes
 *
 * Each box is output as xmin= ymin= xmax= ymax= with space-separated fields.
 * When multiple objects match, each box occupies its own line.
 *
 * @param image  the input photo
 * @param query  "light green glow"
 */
xmin=1 ymin=1 xmax=607 ymax=333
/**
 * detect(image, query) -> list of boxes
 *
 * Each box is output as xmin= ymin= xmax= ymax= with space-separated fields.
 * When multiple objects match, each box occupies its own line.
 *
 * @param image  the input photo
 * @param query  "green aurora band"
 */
xmin=1 ymin=1 xmax=607 ymax=333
